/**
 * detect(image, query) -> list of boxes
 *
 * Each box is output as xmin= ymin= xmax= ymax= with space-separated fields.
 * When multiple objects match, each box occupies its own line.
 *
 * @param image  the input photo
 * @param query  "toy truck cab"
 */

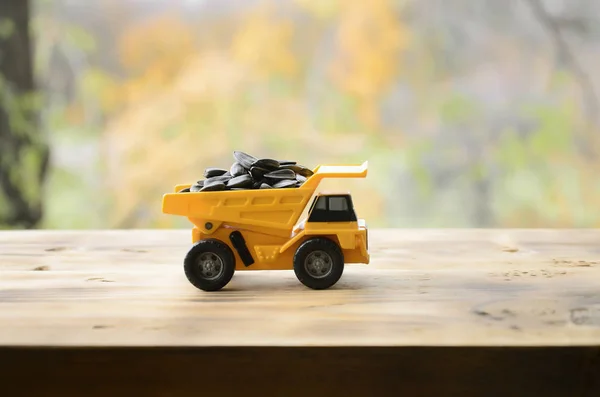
xmin=307 ymin=192 xmax=357 ymax=223
xmin=294 ymin=192 xmax=366 ymax=242
xmin=162 ymin=161 xmax=369 ymax=291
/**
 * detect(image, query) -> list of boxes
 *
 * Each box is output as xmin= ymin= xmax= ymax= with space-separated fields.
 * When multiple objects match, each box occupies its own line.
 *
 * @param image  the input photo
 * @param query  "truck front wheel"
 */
xmin=183 ymin=239 xmax=236 ymax=291
xmin=293 ymin=237 xmax=344 ymax=290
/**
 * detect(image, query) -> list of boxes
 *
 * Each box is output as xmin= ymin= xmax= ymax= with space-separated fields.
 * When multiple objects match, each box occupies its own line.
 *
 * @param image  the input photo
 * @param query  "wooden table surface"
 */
xmin=1 ymin=229 xmax=599 ymax=396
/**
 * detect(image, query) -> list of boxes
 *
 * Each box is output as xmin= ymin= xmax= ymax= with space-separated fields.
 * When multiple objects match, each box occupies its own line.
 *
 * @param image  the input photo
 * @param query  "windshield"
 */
xmin=307 ymin=195 xmax=320 ymax=214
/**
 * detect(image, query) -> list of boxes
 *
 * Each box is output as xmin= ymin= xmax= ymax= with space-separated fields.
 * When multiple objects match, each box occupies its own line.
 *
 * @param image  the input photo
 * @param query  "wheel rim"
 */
xmin=304 ymin=250 xmax=333 ymax=279
xmin=196 ymin=252 xmax=224 ymax=280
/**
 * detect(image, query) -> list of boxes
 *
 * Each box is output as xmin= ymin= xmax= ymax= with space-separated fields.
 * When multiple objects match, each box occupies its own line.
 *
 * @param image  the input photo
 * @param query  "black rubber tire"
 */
xmin=293 ymin=237 xmax=344 ymax=290
xmin=183 ymin=239 xmax=235 ymax=291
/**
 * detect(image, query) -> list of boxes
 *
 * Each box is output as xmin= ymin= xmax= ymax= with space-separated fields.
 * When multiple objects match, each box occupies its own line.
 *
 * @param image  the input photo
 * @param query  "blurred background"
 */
xmin=1 ymin=0 xmax=600 ymax=230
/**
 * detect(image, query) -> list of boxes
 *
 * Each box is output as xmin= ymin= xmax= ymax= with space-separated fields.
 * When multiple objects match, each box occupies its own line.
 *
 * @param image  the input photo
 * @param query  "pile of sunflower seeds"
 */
xmin=179 ymin=151 xmax=315 ymax=192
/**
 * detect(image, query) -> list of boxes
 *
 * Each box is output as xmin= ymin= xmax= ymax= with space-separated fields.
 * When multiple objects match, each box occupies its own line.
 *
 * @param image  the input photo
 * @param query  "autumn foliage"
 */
xmin=30 ymin=0 xmax=600 ymax=229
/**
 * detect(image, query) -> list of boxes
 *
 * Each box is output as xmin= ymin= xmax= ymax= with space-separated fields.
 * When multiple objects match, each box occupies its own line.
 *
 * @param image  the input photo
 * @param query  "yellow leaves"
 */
xmin=99 ymin=51 xmax=254 ymax=227
xmin=231 ymin=4 xmax=298 ymax=80
xmin=118 ymin=13 xmax=196 ymax=79
xmin=113 ymin=13 xmax=201 ymax=113
xmin=81 ymin=68 xmax=121 ymax=113
xmin=329 ymin=0 xmax=410 ymax=127
xmin=174 ymin=52 xmax=248 ymax=103
xmin=293 ymin=0 xmax=342 ymax=21
xmin=87 ymin=2 xmax=411 ymax=227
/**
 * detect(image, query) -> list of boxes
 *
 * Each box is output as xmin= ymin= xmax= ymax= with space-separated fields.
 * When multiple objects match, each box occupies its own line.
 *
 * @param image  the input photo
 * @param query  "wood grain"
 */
xmin=1 ymin=229 xmax=599 ymax=347
xmin=1 ymin=229 xmax=600 ymax=396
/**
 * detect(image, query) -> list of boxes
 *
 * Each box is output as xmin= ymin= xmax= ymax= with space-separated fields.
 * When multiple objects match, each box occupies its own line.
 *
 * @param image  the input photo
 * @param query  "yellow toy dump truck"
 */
xmin=161 ymin=161 xmax=369 ymax=291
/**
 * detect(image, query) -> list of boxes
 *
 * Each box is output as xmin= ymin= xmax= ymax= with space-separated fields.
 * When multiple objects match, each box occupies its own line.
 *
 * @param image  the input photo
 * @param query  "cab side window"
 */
xmin=329 ymin=197 xmax=348 ymax=211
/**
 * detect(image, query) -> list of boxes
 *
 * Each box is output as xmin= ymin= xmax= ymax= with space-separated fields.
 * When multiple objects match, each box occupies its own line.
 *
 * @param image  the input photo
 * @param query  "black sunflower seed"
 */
xmin=253 ymin=158 xmax=280 ymax=170
xmin=264 ymin=168 xmax=296 ymax=180
xmin=200 ymin=182 xmax=226 ymax=191
xmin=227 ymin=174 xmax=253 ymax=188
xmin=279 ymin=164 xmax=300 ymax=172
xmin=190 ymin=183 xmax=203 ymax=192
xmin=204 ymin=175 xmax=231 ymax=185
xmin=204 ymin=167 xmax=228 ymax=178
xmin=250 ymin=166 xmax=269 ymax=180
xmin=230 ymin=162 xmax=247 ymax=177
xmin=233 ymin=151 xmax=258 ymax=169
xmin=191 ymin=151 xmax=316 ymax=191
xmin=295 ymin=166 xmax=313 ymax=177
xmin=280 ymin=164 xmax=313 ymax=177
xmin=272 ymin=179 xmax=297 ymax=188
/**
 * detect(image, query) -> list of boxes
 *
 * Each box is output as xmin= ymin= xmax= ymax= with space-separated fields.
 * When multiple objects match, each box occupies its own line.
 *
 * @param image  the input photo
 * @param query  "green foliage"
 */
xmin=495 ymin=129 xmax=529 ymax=171
xmin=0 ymin=75 xmax=43 ymax=137
xmin=524 ymin=104 xmax=575 ymax=157
xmin=495 ymin=103 xmax=576 ymax=169
xmin=549 ymin=69 xmax=572 ymax=90
xmin=489 ymin=99 xmax=600 ymax=227
xmin=405 ymin=139 xmax=434 ymax=197
xmin=19 ymin=145 xmax=44 ymax=202
xmin=439 ymin=93 xmax=481 ymax=124
xmin=0 ymin=187 xmax=9 ymax=223
xmin=41 ymin=166 xmax=94 ymax=229
xmin=63 ymin=25 xmax=96 ymax=54
xmin=0 ymin=76 xmax=47 ymax=229
xmin=80 ymin=69 xmax=116 ymax=104
xmin=0 ymin=18 xmax=15 ymax=40
xmin=467 ymin=162 xmax=486 ymax=182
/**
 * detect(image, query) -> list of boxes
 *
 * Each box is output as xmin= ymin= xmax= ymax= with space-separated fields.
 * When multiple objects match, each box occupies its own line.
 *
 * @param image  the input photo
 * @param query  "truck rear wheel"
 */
xmin=183 ymin=239 xmax=235 ymax=291
xmin=293 ymin=237 xmax=344 ymax=290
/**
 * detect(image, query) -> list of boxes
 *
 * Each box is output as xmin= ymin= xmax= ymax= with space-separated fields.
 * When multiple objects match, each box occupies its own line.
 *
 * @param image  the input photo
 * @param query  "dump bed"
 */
xmin=161 ymin=161 xmax=367 ymax=233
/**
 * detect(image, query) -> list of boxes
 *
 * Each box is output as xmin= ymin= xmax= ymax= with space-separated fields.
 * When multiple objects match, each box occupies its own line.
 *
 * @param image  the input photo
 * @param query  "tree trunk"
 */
xmin=0 ymin=0 xmax=49 ymax=228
